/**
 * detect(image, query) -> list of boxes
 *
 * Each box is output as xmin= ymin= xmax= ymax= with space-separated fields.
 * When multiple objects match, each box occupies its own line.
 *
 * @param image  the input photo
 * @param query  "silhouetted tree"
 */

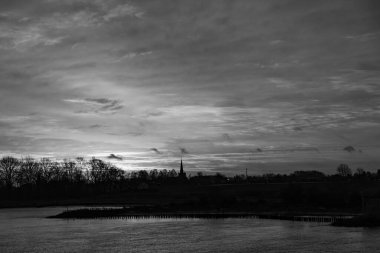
xmin=76 ymin=157 xmax=91 ymax=181
xmin=106 ymin=165 xmax=124 ymax=182
xmin=62 ymin=159 xmax=84 ymax=183
xmin=138 ymin=170 xmax=149 ymax=181
xmin=89 ymin=158 xmax=107 ymax=184
xmin=39 ymin=158 xmax=54 ymax=184
xmin=168 ymin=169 xmax=178 ymax=177
xmin=290 ymin=170 xmax=325 ymax=182
xmin=17 ymin=157 xmax=39 ymax=186
xmin=337 ymin=164 xmax=352 ymax=177
xmin=0 ymin=156 xmax=20 ymax=189
xmin=355 ymin=168 xmax=365 ymax=175
xmin=158 ymin=169 xmax=168 ymax=179
xmin=149 ymin=169 xmax=158 ymax=180
xmin=49 ymin=161 xmax=65 ymax=183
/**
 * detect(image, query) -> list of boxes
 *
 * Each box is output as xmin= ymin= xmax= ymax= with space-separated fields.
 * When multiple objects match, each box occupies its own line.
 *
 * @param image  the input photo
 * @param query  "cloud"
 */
xmin=64 ymin=98 xmax=123 ymax=114
xmin=98 ymin=101 xmax=123 ymax=113
xmin=343 ymin=146 xmax=355 ymax=153
xmin=0 ymin=1 xmax=144 ymax=51
xmin=107 ymin=153 xmax=123 ymax=160
xmin=110 ymin=50 xmax=152 ymax=63
xmin=344 ymin=32 xmax=378 ymax=41
xmin=41 ymin=11 xmax=100 ymax=29
xmin=150 ymin=148 xmax=161 ymax=154
xmin=222 ymin=133 xmax=232 ymax=142
xmin=85 ymin=98 xmax=114 ymax=104
xmin=180 ymin=147 xmax=189 ymax=155
xmin=103 ymin=3 xmax=144 ymax=21
xmin=0 ymin=26 xmax=64 ymax=50
xmin=268 ymin=78 xmax=296 ymax=89
xmin=44 ymin=1 xmax=145 ymax=24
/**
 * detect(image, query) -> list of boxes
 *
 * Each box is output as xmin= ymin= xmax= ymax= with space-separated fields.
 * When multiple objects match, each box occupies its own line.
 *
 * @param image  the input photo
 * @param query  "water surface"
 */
xmin=0 ymin=207 xmax=379 ymax=252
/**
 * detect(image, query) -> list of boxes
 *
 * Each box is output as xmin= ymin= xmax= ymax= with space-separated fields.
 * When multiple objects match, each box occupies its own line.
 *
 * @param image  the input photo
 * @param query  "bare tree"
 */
xmin=89 ymin=157 xmax=108 ymax=184
xmin=17 ymin=157 xmax=39 ymax=186
xmin=0 ymin=156 xmax=20 ymax=189
xmin=336 ymin=164 xmax=352 ymax=177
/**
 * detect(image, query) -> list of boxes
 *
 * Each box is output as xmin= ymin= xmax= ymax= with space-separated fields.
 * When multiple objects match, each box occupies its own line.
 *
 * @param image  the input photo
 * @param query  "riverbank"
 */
xmin=1 ymin=181 xmax=372 ymax=211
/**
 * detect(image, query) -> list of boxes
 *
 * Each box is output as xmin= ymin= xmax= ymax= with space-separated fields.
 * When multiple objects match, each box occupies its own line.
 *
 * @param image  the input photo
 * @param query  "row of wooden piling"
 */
xmin=60 ymin=212 xmax=354 ymax=223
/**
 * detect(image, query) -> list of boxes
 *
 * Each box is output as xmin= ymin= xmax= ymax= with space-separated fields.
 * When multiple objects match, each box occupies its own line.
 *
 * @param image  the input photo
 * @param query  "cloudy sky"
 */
xmin=1 ymin=0 xmax=379 ymax=175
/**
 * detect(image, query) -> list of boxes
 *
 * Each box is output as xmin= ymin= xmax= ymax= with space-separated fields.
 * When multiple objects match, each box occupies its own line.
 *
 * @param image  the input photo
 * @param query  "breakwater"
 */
xmin=48 ymin=208 xmax=355 ymax=223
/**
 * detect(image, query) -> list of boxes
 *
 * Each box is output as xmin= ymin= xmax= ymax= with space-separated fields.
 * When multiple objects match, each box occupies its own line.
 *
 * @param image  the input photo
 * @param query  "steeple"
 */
xmin=180 ymin=158 xmax=184 ymax=174
xmin=178 ymin=157 xmax=186 ymax=179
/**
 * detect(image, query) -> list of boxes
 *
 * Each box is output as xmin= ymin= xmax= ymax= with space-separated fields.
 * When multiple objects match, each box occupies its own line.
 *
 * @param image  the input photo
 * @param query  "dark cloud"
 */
xmin=222 ymin=133 xmax=232 ymax=142
xmin=150 ymin=148 xmax=161 ymax=154
xmin=107 ymin=154 xmax=123 ymax=160
xmin=85 ymin=98 xmax=114 ymax=104
xmin=180 ymin=147 xmax=189 ymax=155
xmin=64 ymin=98 xmax=123 ymax=114
xmin=97 ymin=100 xmax=123 ymax=113
xmin=343 ymin=146 xmax=356 ymax=153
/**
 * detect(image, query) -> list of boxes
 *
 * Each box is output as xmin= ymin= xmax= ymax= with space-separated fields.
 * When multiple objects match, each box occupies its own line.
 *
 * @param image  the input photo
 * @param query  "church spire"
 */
xmin=180 ymin=158 xmax=184 ymax=174
xmin=178 ymin=157 xmax=186 ymax=179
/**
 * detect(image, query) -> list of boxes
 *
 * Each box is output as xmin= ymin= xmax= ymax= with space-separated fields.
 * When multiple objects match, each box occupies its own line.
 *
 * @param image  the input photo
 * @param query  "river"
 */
xmin=0 ymin=207 xmax=379 ymax=252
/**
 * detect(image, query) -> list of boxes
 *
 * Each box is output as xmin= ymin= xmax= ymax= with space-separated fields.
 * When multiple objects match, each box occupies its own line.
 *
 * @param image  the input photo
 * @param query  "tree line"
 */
xmin=0 ymin=156 xmax=379 ymax=200
xmin=0 ymin=156 xmax=181 ymax=200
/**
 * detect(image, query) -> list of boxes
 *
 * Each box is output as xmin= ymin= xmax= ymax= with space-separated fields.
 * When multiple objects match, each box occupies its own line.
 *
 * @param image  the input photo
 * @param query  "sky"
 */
xmin=0 ymin=0 xmax=379 ymax=175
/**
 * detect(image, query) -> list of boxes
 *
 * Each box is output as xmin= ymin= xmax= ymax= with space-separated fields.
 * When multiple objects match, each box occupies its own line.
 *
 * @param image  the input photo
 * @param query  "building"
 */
xmin=178 ymin=158 xmax=187 ymax=180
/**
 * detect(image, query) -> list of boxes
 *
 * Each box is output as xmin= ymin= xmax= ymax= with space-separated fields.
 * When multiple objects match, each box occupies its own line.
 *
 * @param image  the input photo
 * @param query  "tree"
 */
xmin=0 ymin=156 xmax=20 ymax=189
xmin=149 ymin=169 xmax=158 ymax=180
xmin=291 ymin=170 xmax=325 ymax=182
xmin=106 ymin=166 xmax=124 ymax=182
xmin=89 ymin=158 xmax=107 ymax=184
xmin=137 ymin=170 xmax=149 ymax=181
xmin=158 ymin=169 xmax=168 ymax=179
xmin=62 ymin=159 xmax=84 ymax=183
xmin=89 ymin=158 xmax=123 ymax=184
xmin=336 ymin=164 xmax=352 ymax=177
xmin=355 ymin=168 xmax=365 ymax=175
xmin=168 ymin=169 xmax=178 ymax=178
xmin=39 ymin=158 xmax=53 ymax=184
xmin=17 ymin=157 xmax=39 ymax=186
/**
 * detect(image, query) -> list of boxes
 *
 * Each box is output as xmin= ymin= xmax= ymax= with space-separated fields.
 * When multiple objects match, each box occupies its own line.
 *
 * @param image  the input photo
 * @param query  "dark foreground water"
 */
xmin=0 ymin=207 xmax=379 ymax=253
